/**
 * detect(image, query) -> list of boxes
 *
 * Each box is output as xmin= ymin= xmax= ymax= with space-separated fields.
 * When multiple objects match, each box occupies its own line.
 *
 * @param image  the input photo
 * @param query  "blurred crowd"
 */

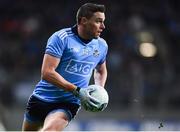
xmin=0 ymin=0 xmax=180 ymax=119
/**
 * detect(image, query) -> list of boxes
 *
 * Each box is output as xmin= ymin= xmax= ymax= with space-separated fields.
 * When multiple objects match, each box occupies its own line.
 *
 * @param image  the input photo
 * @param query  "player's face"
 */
xmin=84 ymin=12 xmax=105 ymax=39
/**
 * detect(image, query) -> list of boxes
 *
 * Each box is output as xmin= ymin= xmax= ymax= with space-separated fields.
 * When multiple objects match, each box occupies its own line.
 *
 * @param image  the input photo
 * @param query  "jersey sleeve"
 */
xmin=98 ymin=39 xmax=108 ymax=65
xmin=98 ymin=48 xmax=108 ymax=64
xmin=45 ymin=34 xmax=65 ymax=58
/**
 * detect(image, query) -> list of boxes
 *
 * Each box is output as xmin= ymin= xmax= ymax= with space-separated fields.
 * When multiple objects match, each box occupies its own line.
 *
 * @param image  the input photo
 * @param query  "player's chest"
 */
xmin=63 ymin=40 xmax=101 ymax=61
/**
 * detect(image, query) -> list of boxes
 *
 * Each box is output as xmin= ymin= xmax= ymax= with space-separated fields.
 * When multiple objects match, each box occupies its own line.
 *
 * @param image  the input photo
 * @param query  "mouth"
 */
xmin=98 ymin=30 xmax=103 ymax=33
xmin=97 ymin=31 xmax=102 ymax=34
xmin=94 ymin=30 xmax=103 ymax=37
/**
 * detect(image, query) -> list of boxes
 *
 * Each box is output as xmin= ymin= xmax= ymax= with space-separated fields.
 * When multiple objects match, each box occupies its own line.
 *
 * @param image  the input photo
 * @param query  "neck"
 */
xmin=71 ymin=25 xmax=91 ymax=44
xmin=77 ymin=25 xmax=91 ymax=40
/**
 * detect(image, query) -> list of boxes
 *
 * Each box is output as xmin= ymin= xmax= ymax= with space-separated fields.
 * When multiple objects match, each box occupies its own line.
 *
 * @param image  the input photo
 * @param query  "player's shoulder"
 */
xmin=97 ymin=37 xmax=108 ymax=48
xmin=53 ymin=27 xmax=74 ymax=40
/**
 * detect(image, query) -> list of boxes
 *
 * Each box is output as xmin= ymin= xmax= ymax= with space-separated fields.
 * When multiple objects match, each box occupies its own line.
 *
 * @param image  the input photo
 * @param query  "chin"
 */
xmin=94 ymin=34 xmax=100 ymax=38
xmin=93 ymin=36 xmax=99 ymax=39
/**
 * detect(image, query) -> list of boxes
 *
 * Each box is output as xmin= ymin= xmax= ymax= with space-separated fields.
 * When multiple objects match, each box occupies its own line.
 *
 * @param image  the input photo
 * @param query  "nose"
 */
xmin=101 ymin=22 xmax=105 ymax=29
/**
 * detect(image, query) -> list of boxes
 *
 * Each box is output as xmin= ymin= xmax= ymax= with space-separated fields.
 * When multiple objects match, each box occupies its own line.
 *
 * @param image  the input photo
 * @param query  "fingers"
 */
xmin=82 ymin=101 xmax=93 ymax=111
xmin=84 ymin=102 xmax=96 ymax=112
xmin=89 ymin=96 xmax=99 ymax=105
xmin=81 ymin=97 xmax=99 ymax=111
xmin=79 ymin=87 xmax=102 ymax=111
xmin=88 ymin=101 xmax=98 ymax=108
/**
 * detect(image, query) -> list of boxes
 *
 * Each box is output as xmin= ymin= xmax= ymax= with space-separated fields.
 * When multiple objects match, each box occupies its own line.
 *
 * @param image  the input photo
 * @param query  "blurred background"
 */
xmin=0 ymin=0 xmax=180 ymax=131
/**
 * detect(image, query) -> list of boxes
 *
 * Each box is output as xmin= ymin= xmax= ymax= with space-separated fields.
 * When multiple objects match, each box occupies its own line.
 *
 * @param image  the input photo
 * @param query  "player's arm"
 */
xmin=41 ymin=54 xmax=77 ymax=92
xmin=94 ymin=61 xmax=107 ymax=87
xmin=41 ymin=53 xmax=100 ymax=107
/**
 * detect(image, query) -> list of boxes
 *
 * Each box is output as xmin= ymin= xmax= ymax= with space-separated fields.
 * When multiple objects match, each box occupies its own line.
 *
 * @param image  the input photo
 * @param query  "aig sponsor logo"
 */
xmin=65 ymin=59 xmax=94 ymax=76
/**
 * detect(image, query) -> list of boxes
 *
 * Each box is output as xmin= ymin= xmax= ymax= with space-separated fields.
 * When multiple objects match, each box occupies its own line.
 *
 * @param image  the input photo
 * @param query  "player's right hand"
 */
xmin=73 ymin=87 xmax=100 ymax=109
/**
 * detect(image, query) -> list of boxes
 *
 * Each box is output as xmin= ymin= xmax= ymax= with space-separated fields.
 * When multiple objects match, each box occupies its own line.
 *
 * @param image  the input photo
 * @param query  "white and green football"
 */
xmin=83 ymin=84 xmax=109 ymax=112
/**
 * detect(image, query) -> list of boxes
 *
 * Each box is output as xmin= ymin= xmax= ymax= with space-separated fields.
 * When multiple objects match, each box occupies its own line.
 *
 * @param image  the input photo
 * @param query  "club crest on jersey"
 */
xmin=93 ymin=49 xmax=99 ymax=57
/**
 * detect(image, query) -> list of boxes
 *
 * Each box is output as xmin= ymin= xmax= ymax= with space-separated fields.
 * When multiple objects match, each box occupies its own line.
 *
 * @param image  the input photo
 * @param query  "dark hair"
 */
xmin=76 ymin=3 xmax=105 ymax=24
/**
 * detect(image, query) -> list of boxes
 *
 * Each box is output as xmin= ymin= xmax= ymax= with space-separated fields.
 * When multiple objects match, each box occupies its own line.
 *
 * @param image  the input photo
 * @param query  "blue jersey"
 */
xmin=32 ymin=26 xmax=108 ymax=105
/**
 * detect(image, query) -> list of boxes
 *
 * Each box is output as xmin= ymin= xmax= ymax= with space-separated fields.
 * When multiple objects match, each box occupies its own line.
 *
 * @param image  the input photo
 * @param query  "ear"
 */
xmin=81 ymin=17 xmax=88 ymax=25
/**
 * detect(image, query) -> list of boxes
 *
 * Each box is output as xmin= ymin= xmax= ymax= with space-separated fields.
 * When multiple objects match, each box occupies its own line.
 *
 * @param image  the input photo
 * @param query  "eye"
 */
xmin=95 ymin=18 xmax=103 ymax=23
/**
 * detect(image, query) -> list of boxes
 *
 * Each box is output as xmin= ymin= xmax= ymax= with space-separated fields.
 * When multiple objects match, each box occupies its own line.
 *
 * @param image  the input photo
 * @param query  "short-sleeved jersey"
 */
xmin=32 ymin=26 xmax=108 ymax=105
